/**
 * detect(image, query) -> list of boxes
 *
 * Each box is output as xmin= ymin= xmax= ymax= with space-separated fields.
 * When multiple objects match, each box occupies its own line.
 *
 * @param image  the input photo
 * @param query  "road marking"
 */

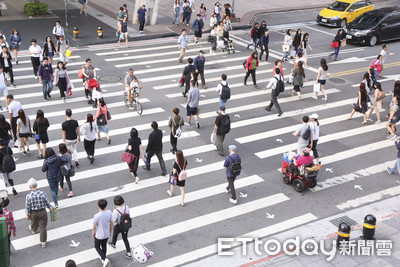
xmin=34 ymin=194 xmax=290 ymax=266
xmin=15 ymin=55 xmax=81 ymax=65
xmin=303 ymin=25 xmax=336 ymax=36
xmin=12 ymin=61 xmax=88 ymax=72
xmin=329 ymin=61 xmax=400 ymax=77
xmin=14 ymin=67 xmax=100 ymax=81
xmin=149 ymin=213 xmax=318 ymax=267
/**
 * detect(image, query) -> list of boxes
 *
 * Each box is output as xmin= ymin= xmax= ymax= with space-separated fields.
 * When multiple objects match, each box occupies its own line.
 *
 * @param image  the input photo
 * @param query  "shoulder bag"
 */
xmin=96 ymin=107 xmax=107 ymax=126
xmin=34 ymin=119 xmax=40 ymax=140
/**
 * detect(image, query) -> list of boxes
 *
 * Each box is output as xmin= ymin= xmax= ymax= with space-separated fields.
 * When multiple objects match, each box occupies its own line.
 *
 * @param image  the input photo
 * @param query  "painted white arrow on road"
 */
xmin=235 ymin=114 xmax=241 ymax=118
xmin=200 ymin=95 xmax=206 ymax=98
xmin=266 ymin=213 xmax=275 ymax=219
xmin=276 ymin=139 xmax=283 ymax=143
xmin=354 ymin=185 xmax=363 ymax=190
xmin=326 ymin=168 xmax=333 ymax=173
xmin=70 ymin=240 xmax=80 ymax=248
xmin=195 ymin=158 xmax=203 ymax=163
xmin=239 ymin=192 xmax=247 ymax=198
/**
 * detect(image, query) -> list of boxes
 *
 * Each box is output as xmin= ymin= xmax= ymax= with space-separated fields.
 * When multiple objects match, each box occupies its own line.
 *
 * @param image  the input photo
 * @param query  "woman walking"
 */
xmin=329 ymin=29 xmax=344 ymax=61
xmin=0 ymin=46 xmax=15 ymax=87
xmin=93 ymin=98 xmax=111 ymax=145
xmin=314 ymin=58 xmax=329 ymax=101
xmin=244 ymin=51 xmax=259 ymax=88
xmin=209 ymin=12 xmax=217 ymax=29
xmin=348 ymin=83 xmax=369 ymax=124
xmin=167 ymin=150 xmax=188 ymax=206
xmin=16 ymin=109 xmax=30 ymax=155
xmin=127 ymin=127 xmax=145 ymax=184
xmin=33 ymin=110 xmax=50 ymax=159
xmin=292 ymin=29 xmax=302 ymax=55
xmin=209 ymin=24 xmax=218 ymax=55
xmin=58 ymin=143 xmax=73 ymax=197
xmin=0 ymin=138 xmax=17 ymax=195
xmin=182 ymin=0 xmax=192 ymax=26
xmin=282 ymin=29 xmax=292 ymax=61
xmin=168 ymin=107 xmax=184 ymax=154
xmin=309 ymin=114 xmax=320 ymax=163
xmin=0 ymin=115 xmax=11 ymax=148
xmin=370 ymin=55 xmax=383 ymax=79
xmin=367 ymin=82 xmax=384 ymax=124
xmin=172 ymin=0 xmax=181 ymax=25
xmin=42 ymin=148 xmax=67 ymax=208
xmin=199 ymin=3 xmax=206 ymax=24
xmin=42 ymin=36 xmax=56 ymax=65
xmin=109 ymin=195 xmax=132 ymax=258
xmin=301 ymin=33 xmax=312 ymax=68
xmin=290 ymin=61 xmax=306 ymax=100
xmin=80 ymin=0 xmax=87 ymax=15
xmin=29 ymin=39 xmax=41 ymax=79
xmin=81 ymin=58 xmax=96 ymax=99
xmin=54 ymin=61 xmax=73 ymax=103
xmin=9 ymin=29 xmax=21 ymax=65
xmin=247 ymin=23 xmax=260 ymax=51
xmin=80 ymin=113 xmax=98 ymax=164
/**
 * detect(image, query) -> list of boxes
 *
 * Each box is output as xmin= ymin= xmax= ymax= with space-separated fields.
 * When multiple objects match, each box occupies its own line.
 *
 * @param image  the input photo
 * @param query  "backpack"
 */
xmin=219 ymin=115 xmax=231 ymax=134
xmin=177 ymin=163 xmax=187 ymax=181
xmin=173 ymin=117 xmax=183 ymax=138
xmin=0 ymin=148 xmax=15 ymax=173
xmin=184 ymin=5 xmax=192 ymax=13
xmin=243 ymin=59 xmax=248 ymax=69
xmin=220 ymin=83 xmax=231 ymax=101
xmin=395 ymin=109 xmax=400 ymax=123
xmin=117 ymin=206 xmax=132 ymax=232
xmin=274 ymin=76 xmax=285 ymax=94
xmin=301 ymin=125 xmax=311 ymax=141
xmin=229 ymin=154 xmax=241 ymax=176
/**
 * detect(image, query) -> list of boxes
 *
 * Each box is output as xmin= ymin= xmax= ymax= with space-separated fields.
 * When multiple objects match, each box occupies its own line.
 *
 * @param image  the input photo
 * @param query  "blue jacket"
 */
xmin=224 ymin=153 xmax=241 ymax=178
xmin=9 ymin=34 xmax=22 ymax=49
xmin=191 ymin=19 xmax=204 ymax=32
xmin=261 ymin=34 xmax=269 ymax=47
xmin=137 ymin=8 xmax=147 ymax=21
xmin=42 ymin=154 xmax=66 ymax=180
xmin=194 ymin=55 xmax=205 ymax=71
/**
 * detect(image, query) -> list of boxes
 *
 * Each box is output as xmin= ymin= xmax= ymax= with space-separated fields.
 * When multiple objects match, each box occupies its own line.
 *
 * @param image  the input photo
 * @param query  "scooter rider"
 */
xmin=124 ymin=68 xmax=143 ymax=109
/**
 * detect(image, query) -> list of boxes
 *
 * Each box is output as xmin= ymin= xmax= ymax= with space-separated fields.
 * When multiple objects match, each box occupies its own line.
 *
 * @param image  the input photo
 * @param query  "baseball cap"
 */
xmin=310 ymin=113 xmax=318 ymax=119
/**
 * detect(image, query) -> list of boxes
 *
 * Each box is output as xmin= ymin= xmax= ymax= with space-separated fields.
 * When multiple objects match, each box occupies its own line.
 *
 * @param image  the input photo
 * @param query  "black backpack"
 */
xmin=117 ymin=206 xmax=132 ymax=232
xmin=301 ymin=125 xmax=311 ymax=141
xmin=275 ymin=76 xmax=285 ymax=94
xmin=242 ymin=59 xmax=247 ymax=69
xmin=220 ymin=83 xmax=231 ymax=101
xmin=0 ymin=148 xmax=15 ymax=173
xmin=229 ymin=154 xmax=241 ymax=176
xmin=220 ymin=115 xmax=231 ymax=134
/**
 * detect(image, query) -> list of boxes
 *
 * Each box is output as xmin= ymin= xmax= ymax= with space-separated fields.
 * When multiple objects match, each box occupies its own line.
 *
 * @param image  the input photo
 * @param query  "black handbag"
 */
xmin=97 ymin=113 xmax=107 ymax=126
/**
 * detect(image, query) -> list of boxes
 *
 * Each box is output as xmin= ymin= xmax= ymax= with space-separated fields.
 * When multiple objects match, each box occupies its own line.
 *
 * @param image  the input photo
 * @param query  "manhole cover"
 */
xmin=329 ymin=77 xmax=346 ymax=84
xmin=98 ymin=75 xmax=122 ymax=83
xmin=329 ymin=216 xmax=358 ymax=228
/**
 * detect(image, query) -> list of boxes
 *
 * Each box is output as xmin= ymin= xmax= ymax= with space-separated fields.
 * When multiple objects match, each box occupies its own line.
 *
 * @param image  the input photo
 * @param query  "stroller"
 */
xmin=218 ymin=32 xmax=235 ymax=54
xmin=87 ymin=78 xmax=103 ymax=108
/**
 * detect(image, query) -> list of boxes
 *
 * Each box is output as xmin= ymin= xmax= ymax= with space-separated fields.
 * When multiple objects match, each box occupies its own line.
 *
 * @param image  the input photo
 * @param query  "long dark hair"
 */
xmin=251 ymin=51 xmax=258 ymax=58
xmin=374 ymin=82 xmax=383 ymax=92
xmin=360 ymin=82 xmax=367 ymax=95
xmin=18 ymin=109 xmax=27 ymax=126
xmin=298 ymin=61 xmax=304 ymax=76
xmin=36 ymin=109 xmax=45 ymax=122
xmin=176 ymin=150 xmax=185 ymax=169
xmin=369 ymin=68 xmax=376 ymax=81
xmin=302 ymin=33 xmax=309 ymax=41
xmin=44 ymin=147 xmax=55 ymax=159
xmin=98 ymin=98 xmax=106 ymax=107
xmin=0 ymin=114 xmax=8 ymax=128
xmin=363 ymin=72 xmax=371 ymax=88
xmin=57 ymin=61 xmax=66 ymax=70
xmin=86 ymin=113 xmax=93 ymax=131
xmin=320 ymin=58 xmax=328 ymax=71
xmin=314 ymin=118 xmax=320 ymax=126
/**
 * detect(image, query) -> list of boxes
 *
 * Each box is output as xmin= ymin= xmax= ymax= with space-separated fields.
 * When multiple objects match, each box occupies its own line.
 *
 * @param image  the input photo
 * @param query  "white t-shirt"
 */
xmin=214 ymin=5 xmax=220 ymax=14
xmin=93 ymin=210 xmax=113 ymax=240
xmin=284 ymin=35 xmax=292 ymax=46
xmin=130 ymin=81 xmax=139 ymax=88
xmin=80 ymin=122 xmax=99 ymax=141
xmin=309 ymin=122 xmax=319 ymax=140
xmin=2 ymin=54 xmax=9 ymax=68
xmin=29 ymin=45 xmax=42 ymax=58
xmin=9 ymin=101 xmax=22 ymax=117
xmin=380 ymin=49 xmax=387 ymax=64
xmin=0 ymin=72 xmax=6 ymax=89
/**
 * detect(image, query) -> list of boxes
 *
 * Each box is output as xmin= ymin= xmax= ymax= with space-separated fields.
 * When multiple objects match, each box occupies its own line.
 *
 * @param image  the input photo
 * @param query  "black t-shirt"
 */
xmin=33 ymin=118 xmax=50 ymax=134
xmin=128 ymin=137 xmax=142 ymax=157
xmin=173 ymin=159 xmax=188 ymax=175
xmin=225 ymin=7 xmax=231 ymax=17
xmin=62 ymin=119 xmax=79 ymax=140
xmin=0 ymin=123 xmax=11 ymax=140
xmin=0 ymin=146 xmax=13 ymax=172
xmin=215 ymin=114 xmax=228 ymax=136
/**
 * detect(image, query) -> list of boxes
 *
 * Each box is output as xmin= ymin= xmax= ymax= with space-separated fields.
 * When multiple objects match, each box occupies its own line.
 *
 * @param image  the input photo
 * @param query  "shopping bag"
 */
xmin=313 ymin=83 xmax=320 ymax=93
xmin=67 ymin=88 xmax=72 ymax=96
xmin=211 ymin=132 xmax=217 ymax=146
xmin=282 ymin=44 xmax=289 ymax=52
xmin=50 ymin=206 xmax=57 ymax=222
xmin=168 ymin=173 xmax=177 ymax=185
xmin=65 ymin=49 xmax=72 ymax=57
xmin=341 ymin=39 xmax=346 ymax=47
xmin=288 ymin=75 xmax=293 ymax=84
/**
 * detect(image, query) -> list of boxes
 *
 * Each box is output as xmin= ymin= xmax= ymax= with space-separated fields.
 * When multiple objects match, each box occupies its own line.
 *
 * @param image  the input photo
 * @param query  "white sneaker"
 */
xmin=41 ymin=242 xmax=46 ymax=248
xmin=103 ymin=258 xmax=110 ymax=267
xmin=229 ymin=198 xmax=237 ymax=204
xmin=225 ymin=188 xmax=230 ymax=193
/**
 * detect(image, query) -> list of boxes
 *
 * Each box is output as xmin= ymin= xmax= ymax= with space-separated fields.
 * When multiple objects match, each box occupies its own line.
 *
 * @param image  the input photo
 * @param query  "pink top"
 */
xmin=295 ymin=155 xmax=313 ymax=167
xmin=94 ymin=105 xmax=109 ymax=122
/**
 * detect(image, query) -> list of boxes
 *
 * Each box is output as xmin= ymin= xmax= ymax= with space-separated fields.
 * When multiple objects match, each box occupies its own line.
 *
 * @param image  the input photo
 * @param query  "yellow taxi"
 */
xmin=316 ymin=0 xmax=374 ymax=28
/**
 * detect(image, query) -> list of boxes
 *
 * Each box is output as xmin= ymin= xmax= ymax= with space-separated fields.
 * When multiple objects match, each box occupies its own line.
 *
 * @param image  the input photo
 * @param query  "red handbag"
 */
xmin=121 ymin=152 xmax=135 ymax=163
xmin=179 ymin=75 xmax=185 ymax=87
xmin=330 ymin=41 xmax=339 ymax=48
xmin=78 ymin=69 xmax=84 ymax=79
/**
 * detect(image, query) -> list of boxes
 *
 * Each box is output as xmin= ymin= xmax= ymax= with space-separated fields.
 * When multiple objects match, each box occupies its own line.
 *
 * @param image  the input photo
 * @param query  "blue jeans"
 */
xmin=219 ymin=97 xmax=227 ymax=107
xmin=47 ymin=176 xmax=60 ymax=205
xmin=283 ymin=45 xmax=292 ymax=59
xmin=172 ymin=11 xmax=180 ymax=24
xmin=217 ymin=13 xmax=220 ymax=22
xmin=183 ymin=12 xmax=191 ymax=24
xmin=42 ymin=79 xmax=53 ymax=99
xmin=389 ymin=158 xmax=400 ymax=175
xmin=330 ymin=47 xmax=340 ymax=60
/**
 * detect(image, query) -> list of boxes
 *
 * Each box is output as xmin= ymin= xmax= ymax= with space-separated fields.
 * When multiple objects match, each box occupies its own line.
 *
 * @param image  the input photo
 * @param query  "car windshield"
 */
xmin=352 ymin=13 xmax=385 ymax=26
xmin=327 ymin=1 xmax=350 ymax=12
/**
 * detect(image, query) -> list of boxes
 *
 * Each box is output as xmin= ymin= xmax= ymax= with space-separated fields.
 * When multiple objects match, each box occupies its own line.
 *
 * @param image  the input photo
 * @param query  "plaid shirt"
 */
xmin=25 ymin=189 xmax=51 ymax=214
xmin=0 ymin=208 xmax=16 ymax=234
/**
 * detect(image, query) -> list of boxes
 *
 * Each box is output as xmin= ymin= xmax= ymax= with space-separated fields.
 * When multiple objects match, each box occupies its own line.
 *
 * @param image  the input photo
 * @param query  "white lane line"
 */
xmin=200 ymin=89 xmax=341 ymax=119
xmin=310 ymin=160 xmax=395 ymax=192
xmin=11 ymin=144 xmax=217 ymax=194
xmin=14 ymin=67 xmax=100 ymax=81
xmin=11 ymin=175 xmax=264 ymax=250
xmin=255 ymin=125 xmax=389 ymax=159
xmin=16 ymin=55 xmax=81 ymax=65
xmin=303 ymin=25 xmax=336 ymax=36
xmin=336 ymin=185 xmax=400 ymax=210
xmin=34 ymin=194 xmax=290 ymax=267
xmin=14 ymin=131 xmax=199 ymax=172
xmin=12 ymin=61 xmax=87 ymax=72
xmin=149 ymin=213 xmax=318 ymax=267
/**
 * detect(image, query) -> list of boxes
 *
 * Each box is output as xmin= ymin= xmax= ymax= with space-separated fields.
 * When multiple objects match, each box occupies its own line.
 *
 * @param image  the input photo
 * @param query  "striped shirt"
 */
xmin=25 ymin=189 xmax=51 ymax=214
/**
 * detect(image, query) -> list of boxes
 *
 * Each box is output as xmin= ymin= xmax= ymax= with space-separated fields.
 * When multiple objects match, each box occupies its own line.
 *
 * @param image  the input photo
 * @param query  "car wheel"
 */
xmin=369 ymin=35 xmax=378 ymax=46
xmin=283 ymin=175 xmax=289 ymax=184
xmin=293 ymin=179 xmax=305 ymax=192
xmin=338 ymin=19 xmax=346 ymax=28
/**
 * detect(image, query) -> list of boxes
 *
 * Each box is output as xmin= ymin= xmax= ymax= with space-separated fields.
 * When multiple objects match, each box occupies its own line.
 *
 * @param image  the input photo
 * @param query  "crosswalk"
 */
xmin=4 ymin=29 xmax=400 ymax=267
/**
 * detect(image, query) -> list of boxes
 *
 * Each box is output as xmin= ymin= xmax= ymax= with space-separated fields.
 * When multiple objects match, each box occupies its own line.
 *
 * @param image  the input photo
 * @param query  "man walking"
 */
xmin=182 ymin=58 xmax=194 ymax=97
xmin=224 ymin=145 xmax=241 ymax=204
xmin=216 ymin=74 xmax=230 ymax=111
xmin=38 ymin=57 xmax=54 ymax=101
xmin=264 ymin=68 xmax=283 ymax=117
xmin=142 ymin=121 xmax=167 ymax=176
xmin=193 ymin=50 xmax=207 ymax=89
xmin=213 ymin=106 xmax=230 ymax=156
xmin=25 ymin=178 xmax=52 ymax=248
xmin=178 ymin=29 xmax=188 ymax=63
xmin=136 ymin=5 xmax=147 ymax=34
xmin=0 ymin=66 xmax=7 ymax=111
xmin=62 ymin=109 xmax=80 ymax=166
xmin=260 ymin=28 xmax=269 ymax=61
xmin=52 ymin=21 xmax=64 ymax=42
xmin=190 ymin=14 xmax=204 ymax=45
xmin=187 ymin=80 xmax=200 ymax=128
xmin=293 ymin=116 xmax=312 ymax=154
xmin=7 ymin=94 xmax=22 ymax=144
xmin=92 ymin=199 xmax=113 ymax=267
xmin=56 ymin=35 xmax=70 ymax=66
